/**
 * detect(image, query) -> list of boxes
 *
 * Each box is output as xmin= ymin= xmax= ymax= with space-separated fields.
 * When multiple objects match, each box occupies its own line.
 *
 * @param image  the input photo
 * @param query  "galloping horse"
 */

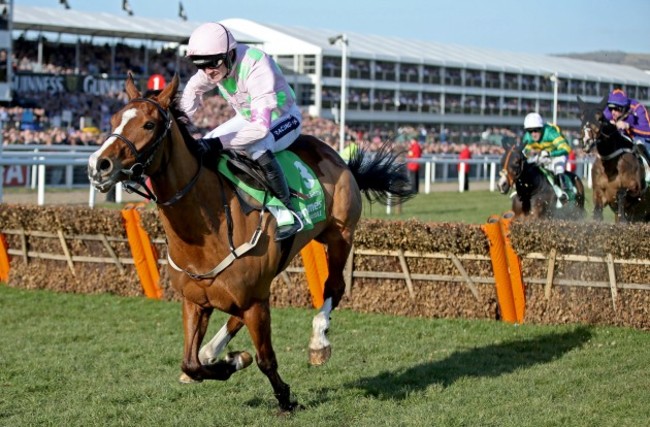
xmin=497 ymin=142 xmax=584 ymax=219
xmin=578 ymin=96 xmax=650 ymax=222
xmin=87 ymin=75 xmax=413 ymax=411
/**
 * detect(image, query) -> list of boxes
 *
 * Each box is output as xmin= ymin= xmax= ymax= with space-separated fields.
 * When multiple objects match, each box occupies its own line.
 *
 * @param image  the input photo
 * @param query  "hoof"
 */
xmin=225 ymin=351 xmax=253 ymax=371
xmin=308 ymin=345 xmax=331 ymax=366
xmin=178 ymin=372 xmax=202 ymax=384
xmin=278 ymin=401 xmax=305 ymax=415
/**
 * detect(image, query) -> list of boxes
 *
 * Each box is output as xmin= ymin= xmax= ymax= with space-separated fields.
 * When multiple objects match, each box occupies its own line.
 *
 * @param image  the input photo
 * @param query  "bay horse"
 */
xmin=577 ymin=95 xmax=650 ymax=222
xmin=497 ymin=142 xmax=585 ymax=219
xmin=87 ymin=74 xmax=413 ymax=411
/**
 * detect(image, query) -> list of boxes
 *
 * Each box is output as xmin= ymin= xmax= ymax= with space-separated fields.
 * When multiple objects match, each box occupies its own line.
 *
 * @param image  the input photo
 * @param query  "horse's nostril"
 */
xmin=98 ymin=158 xmax=112 ymax=172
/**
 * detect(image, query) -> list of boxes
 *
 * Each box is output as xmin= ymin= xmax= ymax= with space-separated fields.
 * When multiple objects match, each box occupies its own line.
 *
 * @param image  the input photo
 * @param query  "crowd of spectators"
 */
xmin=1 ymin=36 xmax=586 ymax=161
xmin=12 ymin=36 xmax=194 ymax=80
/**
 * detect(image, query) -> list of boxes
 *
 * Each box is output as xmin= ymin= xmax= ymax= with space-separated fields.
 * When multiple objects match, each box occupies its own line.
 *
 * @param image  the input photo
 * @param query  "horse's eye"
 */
xmin=144 ymin=121 xmax=155 ymax=130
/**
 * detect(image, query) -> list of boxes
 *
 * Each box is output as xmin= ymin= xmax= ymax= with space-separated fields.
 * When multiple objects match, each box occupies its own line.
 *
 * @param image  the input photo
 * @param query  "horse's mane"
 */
xmin=170 ymin=95 xmax=202 ymax=150
xmin=144 ymin=90 xmax=203 ymax=156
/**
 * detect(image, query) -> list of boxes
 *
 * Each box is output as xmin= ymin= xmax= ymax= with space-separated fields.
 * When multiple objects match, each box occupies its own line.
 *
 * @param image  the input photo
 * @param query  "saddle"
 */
xmin=536 ymin=166 xmax=576 ymax=204
xmin=220 ymin=150 xmax=309 ymax=210
xmin=212 ymin=150 xmax=327 ymax=231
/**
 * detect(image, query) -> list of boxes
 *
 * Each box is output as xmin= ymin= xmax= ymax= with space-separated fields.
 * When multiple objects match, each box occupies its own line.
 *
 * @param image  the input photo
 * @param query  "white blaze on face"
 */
xmin=88 ymin=108 xmax=139 ymax=171
xmin=582 ymin=126 xmax=592 ymax=147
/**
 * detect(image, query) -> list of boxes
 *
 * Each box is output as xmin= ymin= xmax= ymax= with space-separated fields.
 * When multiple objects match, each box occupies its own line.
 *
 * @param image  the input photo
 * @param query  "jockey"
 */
xmin=180 ymin=22 xmax=303 ymax=241
xmin=521 ymin=112 xmax=572 ymax=204
xmin=602 ymin=89 xmax=650 ymax=167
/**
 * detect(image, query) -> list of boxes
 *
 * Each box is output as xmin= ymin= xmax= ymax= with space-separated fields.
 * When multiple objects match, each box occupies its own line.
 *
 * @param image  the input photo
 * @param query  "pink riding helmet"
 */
xmin=186 ymin=22 xmax=237 ymax=57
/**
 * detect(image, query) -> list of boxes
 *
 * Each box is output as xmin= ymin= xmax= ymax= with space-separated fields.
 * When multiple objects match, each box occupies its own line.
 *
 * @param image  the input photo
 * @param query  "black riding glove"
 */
xmin=196 ymin=137 xmax=223 ymax=157
xmin=196 ymin=137 xmax=223 ymax=163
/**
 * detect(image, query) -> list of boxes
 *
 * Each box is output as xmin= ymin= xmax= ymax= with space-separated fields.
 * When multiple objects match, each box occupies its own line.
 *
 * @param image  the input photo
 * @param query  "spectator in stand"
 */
xmin=340 ymin=141 xmax=359 ymax=162
xmin=458 ymin=143 xmax=472 ymax=191
xmin=180 ymin=22 xmax=303 ymax=240
xmin=406 ymin=138 xmax=422 ymax=193
xmin=567 ymin=150 xmax=576 ymax=173
xmin=603 ymin=89 xmax=650 ymax=167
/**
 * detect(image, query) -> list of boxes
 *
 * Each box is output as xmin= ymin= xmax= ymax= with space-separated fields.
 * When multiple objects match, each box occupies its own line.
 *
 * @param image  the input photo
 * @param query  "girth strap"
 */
xmin=166 ymin=213 xmax=264 ymax=280
xmin=600 ymin=147 xmax=633 ymax=161
xmin=166 ymin=176 xmax=268 ymax=280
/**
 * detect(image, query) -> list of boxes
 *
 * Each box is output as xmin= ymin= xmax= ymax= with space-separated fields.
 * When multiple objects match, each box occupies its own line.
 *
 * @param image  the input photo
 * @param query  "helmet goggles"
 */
xmin=191 ymin=54 xmax=227 ymax=70
xmin=607 ymin=104 xmax=626 ymax=112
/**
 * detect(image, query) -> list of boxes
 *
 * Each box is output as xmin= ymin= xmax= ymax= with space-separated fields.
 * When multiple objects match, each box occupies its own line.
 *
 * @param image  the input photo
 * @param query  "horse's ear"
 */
xmin=598 ymin=94 xmax=608 ymax=110
xmin=124 ymin=72 xmax=141 ymax=100
xmin=576 ymin=96 xmax=584 ymax=109
xmin=157 ymin=74 xmax=180 ymax=110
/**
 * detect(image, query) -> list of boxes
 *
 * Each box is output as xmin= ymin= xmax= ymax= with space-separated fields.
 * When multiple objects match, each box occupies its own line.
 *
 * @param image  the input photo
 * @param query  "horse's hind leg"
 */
xmin=243 ymin=299 xmax=299 ymax=411
xmin=309 ymin=231 xmax=353 ymax=366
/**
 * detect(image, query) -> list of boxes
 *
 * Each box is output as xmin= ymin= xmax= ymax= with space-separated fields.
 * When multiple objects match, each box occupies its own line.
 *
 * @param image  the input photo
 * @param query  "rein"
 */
xmin=499 ymin=146 xmax=517 ymax=187
xmin=112 ymin=97 xmax=266 ymax=279
xmin=583 ymin=119 xmax=634 ymax=161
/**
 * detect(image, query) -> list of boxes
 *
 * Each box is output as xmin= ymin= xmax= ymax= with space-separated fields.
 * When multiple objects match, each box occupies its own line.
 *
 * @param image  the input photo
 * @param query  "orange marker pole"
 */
xmin=131 ymin=208 xmax=161 ymax=296
xmin=122 ymin=207 xmax=162 ymax=299
xmin=300 ymin=240 xmax=328 ymax=308
xmin=500 ymin=211 xmax=526 ymax=323
xmin=481 ymin=215 xmax=517 ymax=323
xmin=0 ymin=233 xmax=10 ymax=283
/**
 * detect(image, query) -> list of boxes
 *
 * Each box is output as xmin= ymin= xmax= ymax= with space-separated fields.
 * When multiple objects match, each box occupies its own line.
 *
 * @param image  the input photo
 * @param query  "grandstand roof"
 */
xmin=13 ymin=5 xmax=261 ymax=44
xmin=12 ymin=8 xmax=650 ymax=87
xmin=223 ymin=19 xmax=650 ymax=86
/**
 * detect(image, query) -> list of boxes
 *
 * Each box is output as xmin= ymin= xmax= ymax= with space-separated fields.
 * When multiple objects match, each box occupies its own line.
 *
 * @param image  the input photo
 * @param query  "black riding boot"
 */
xmin=554 ymin=174 xmax=569 ymax=204
xmin=257 ymin=150 xmax=304 ymax=241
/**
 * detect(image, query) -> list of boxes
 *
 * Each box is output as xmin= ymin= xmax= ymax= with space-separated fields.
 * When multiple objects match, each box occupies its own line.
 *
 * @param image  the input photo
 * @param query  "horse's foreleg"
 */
xmin=199 ymin=315 xmax=245 ymax=364
xmin=573 ymin=177 xmax=586 ymax=210
xmin=179 ymin=300 xmax=250 ymax=384
xmin=616 ymin=189 xmax=628 ymax=223
xmin=244 ymin=299 xmax=299 ymax=412
xmin=593 ymin=188 xmax=605 ymax=221
xmin=179 ymin=298 xmax=212 ymax=383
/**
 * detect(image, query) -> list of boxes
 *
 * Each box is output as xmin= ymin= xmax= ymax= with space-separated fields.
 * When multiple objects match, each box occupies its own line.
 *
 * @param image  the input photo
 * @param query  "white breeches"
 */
xmin=204 ymin=104 xmax=302 ymax=160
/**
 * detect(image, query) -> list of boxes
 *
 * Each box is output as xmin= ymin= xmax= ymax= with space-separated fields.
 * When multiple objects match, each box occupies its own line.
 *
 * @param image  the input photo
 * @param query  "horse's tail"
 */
xmin=347 ymin=141 xmax=415 ymax=206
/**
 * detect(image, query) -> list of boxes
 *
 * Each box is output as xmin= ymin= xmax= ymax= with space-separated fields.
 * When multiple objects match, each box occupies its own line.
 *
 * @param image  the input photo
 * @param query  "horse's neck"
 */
xmin=151 ymin=128 xmax=228 ymax=239
xmin=596 ymin=123 xmax=633 ymax=157
xmin=517 ymin=164 xmax=548 ymax=197
xmin=150 ymin=128 xmax=201 ymax=203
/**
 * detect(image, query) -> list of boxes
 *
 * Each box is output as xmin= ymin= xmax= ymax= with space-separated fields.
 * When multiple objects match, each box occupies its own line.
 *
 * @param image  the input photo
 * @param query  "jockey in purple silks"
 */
xmin=180 ymin=22 xmax=303 ymax=241
xmin=603 ymin=89 xmax=650 ymax=167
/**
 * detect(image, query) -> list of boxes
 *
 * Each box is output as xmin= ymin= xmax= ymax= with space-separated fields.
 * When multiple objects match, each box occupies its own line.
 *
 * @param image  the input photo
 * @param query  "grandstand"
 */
xmin=6 ymin=4 xmax=650 ymax=144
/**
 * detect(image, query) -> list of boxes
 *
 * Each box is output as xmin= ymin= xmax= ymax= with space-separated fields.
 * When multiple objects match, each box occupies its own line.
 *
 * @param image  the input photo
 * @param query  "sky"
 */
xmin=16 ymin=0 xmax=650 ymax=55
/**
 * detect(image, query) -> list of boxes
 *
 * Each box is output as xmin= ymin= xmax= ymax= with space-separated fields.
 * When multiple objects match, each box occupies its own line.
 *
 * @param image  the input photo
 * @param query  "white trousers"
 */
xmin=544 ymin=155 xmax=567 ymax=175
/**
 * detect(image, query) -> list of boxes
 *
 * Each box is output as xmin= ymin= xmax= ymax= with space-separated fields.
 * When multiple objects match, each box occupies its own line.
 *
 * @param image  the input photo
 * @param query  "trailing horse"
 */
xmin=578 ymin=95 xmax=650 ymax=222
xmin=87 ymin=74 xmax=413 ymax=411
xmin=497 ymin=142 xmax=584 ymax=220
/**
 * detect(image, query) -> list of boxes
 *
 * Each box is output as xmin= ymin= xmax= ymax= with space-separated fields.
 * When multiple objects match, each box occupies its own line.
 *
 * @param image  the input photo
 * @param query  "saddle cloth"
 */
xmin=217 ymin=150 xmax=326 ymax=229
xmin=637 ymin=155 xmax=650 ymax=184
xmin=538 ymin=167 xmax=576 ymax=203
